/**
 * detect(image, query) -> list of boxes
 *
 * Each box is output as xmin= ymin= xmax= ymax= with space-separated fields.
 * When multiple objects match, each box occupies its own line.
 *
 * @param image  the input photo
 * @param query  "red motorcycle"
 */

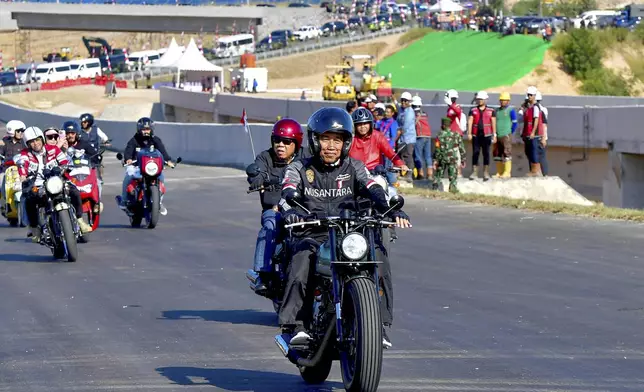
xmin=116 ymin=147 xmax=181 ymax=229
xmin=65 ymin=148 xmax=101 ymax=239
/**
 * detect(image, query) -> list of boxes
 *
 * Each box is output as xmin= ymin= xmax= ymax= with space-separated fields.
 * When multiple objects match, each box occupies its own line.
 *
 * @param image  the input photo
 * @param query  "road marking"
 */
xmin=102 ymin=174 xmax=246 ymax=187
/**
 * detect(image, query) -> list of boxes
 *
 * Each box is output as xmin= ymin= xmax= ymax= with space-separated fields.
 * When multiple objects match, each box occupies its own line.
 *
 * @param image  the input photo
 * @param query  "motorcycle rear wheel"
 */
xmin=340 ymin=277 xmax=383 ymax=392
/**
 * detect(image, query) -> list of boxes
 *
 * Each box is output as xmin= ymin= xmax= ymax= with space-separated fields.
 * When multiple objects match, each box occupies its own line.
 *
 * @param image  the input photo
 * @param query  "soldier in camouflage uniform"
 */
xmin=432 ymin=117 xmax=466 ymax=193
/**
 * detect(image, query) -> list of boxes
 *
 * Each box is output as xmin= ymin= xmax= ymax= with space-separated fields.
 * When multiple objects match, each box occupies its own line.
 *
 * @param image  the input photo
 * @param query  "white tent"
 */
xmin=151 ymin=37 xmax=183 ymax=68
xmin=429 ymin=0 xmax=464 ymax=12
xmin=167 ymin=38 xmax=225 ymax=89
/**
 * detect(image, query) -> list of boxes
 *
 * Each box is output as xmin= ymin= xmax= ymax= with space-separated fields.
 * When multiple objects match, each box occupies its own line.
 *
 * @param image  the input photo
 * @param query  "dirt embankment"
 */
xmin=0 ymin=30 xmax=208 ymax=64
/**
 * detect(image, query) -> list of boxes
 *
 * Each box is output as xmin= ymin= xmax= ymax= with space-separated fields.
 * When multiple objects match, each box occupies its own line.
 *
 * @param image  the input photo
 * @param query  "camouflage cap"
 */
xmin=441 ymin=117 xmax=452 ymax=127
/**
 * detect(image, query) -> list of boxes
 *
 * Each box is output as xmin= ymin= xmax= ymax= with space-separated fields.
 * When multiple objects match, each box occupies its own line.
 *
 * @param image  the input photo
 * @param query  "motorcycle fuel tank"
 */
xmin=316 ymin=241 xmax=333 ymax=277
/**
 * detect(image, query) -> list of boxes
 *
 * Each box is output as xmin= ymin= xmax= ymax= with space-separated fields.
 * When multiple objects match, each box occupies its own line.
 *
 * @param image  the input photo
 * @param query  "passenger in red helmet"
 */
xmin=246 ymin=118 xmax=304 ymax=293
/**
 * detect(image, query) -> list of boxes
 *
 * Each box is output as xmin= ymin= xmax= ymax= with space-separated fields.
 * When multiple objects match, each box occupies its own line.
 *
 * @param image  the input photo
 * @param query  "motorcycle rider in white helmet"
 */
xmin=18 ymin=126 xmax=93 ymax=242
xmin=1 ymin=121 xmax=27 ymax=209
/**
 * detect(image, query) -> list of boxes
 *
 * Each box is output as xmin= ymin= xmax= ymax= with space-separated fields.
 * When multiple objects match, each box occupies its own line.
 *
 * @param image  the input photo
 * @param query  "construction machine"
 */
xmin=322 ymin=65 xmax=356 ymax=101
xmin=342 ymin=54 xmax=392 ymax=101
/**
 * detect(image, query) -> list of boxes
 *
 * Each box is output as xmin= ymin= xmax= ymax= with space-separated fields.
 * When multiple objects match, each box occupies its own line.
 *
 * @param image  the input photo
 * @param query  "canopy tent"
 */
xmin=429 ymin=0 xmax=464 ymax=12
xmin=150 ymin=37 xmax=183 ymax=68
xmin=160 ymin=38 xmax=224 ymax=89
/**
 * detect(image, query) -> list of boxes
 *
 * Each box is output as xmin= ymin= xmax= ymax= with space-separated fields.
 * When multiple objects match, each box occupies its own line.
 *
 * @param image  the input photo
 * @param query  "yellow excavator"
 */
xmin=341 ymin=54 xmax=393 ymax=101
xmin=322 ymin=65 xmax=356 ymax=101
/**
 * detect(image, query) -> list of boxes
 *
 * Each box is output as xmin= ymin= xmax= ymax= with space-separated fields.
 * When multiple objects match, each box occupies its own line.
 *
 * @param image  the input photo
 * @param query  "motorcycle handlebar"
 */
xmin=284 ymin=215 xmax=396 ymax=229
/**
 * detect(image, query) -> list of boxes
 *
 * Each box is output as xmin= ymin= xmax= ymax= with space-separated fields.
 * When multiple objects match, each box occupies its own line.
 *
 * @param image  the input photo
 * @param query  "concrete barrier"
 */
xmin=0 ymin=100 xmax=271 ymax=169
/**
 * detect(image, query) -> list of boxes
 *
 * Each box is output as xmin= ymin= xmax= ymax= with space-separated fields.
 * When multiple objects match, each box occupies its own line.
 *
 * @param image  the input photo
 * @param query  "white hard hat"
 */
xmin=411 ymin=95 xmax=423 ymax=106
xmin=368 ymin=94 xmax=377 ymax=101
xmin=400 ymin=91 xmax=413 ymax=101
xmin=526 ymin=86 xmax=538 ymax=96
xmin=6 ymin=120 xmax=26 ymax=137
xmin=446 ymin=89 xmax=459 ymax=99
xmin=475 ymin=91 xmax=489 ymax=100
xmin=375 ymin=102 xmax=386 ymax=111
xmin=363 ymin=97 xmax=373 ymax=103
xmin=535 ymin=91 xmax=543 ymax=101
xmin=44 ymin=127 xmax=59 ymax=137
xmin=23 ymin=126 xmax=44 ymax=145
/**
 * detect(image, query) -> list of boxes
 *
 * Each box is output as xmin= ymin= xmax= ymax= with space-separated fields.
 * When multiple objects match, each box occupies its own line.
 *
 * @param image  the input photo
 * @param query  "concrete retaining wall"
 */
xmin=0 ymin=100 xmax=271 ymax=169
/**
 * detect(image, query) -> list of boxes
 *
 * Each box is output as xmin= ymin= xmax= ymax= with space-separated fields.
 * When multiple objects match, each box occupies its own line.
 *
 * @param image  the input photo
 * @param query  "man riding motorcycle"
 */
xmin=278 ymin=107 xmax=412 ymax=348
xmin=18 ymin=126 xmax=93 ymax=242
xmin=79 ymin=113 xmax=111 ymax=180
xmin=63 ymin=120 xmax=103 ymax=208
xmin=348 ymin=107 xmax=409 ymax=177
xmin=247 ymin=118 xmax=304 ymax=293
xmin=117 ymin=117 xmax=175 ymax=215
xmin=1 ymin=120 xmax=26 ymax=202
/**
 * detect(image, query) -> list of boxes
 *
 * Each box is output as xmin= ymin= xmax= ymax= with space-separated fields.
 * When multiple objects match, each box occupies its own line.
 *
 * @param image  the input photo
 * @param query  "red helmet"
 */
xmin=271 ymin=118 xmax=303 ymax=149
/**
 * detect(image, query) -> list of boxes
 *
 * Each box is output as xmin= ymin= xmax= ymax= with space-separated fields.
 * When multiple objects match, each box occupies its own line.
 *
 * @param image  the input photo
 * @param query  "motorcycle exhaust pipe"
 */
xmin=296 ymin=321 xmax=336 ymax=368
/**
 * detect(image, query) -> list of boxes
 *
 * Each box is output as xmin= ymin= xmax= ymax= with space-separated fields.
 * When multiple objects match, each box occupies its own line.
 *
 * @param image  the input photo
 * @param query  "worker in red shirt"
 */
xmin=348 ymin=107 xmax=408 ymax=176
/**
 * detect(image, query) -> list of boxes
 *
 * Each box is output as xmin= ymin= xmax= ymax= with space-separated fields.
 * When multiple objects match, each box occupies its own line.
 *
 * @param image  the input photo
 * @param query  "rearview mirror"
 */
xmin=246 ymin=163 xmax=261 ymax=177
xmin=283 ymin=188 xmax=302 ymax=207
xmin=176 ymin=157 xmax=182 ymax=164
xmin=116 ymin=152 xmax=123 ymax=160
xmin=389 ymin=194 xmax=404 ymax=210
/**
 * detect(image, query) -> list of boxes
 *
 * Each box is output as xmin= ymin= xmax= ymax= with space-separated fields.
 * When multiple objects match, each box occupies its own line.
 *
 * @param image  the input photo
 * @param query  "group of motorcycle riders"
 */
xmin=1 ymin=105 xmax=411 ymax=350
xmin=0 ymin=114 xmax=176 ymax=243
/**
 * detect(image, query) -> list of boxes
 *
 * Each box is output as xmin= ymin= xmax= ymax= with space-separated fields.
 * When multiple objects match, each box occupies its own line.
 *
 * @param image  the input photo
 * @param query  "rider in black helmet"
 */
xmin=117 ymin=117 xmax=176 ymax=215
xmin=79 ymin=112 xmax=111 ymax=180
xmin=277 ymin=107 xmax=411 ymax=347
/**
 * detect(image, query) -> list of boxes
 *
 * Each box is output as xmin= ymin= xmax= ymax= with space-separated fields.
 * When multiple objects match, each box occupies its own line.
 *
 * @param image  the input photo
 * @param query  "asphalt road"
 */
xmin=0 ymin=156 xmax=643 ymax=392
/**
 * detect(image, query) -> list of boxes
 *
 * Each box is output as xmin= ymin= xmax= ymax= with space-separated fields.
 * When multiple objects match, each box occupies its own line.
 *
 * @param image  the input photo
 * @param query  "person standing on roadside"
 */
xmin=411 ymin=95 xmax=432 ymax=180
xmin=432 ymin=118 xmax=466 ymax=193
xmin=396 ymin=92 xmax=417 ymax=182
xmin=535 ymin=91 xmax=549 ymax=176
xmin=466 ymin=91 xmax=496 ymax=180
xmin=444 ymin=88 xmax=466 ymax=177
xmin=493 ymin=92 xmax=518 ymax=178
xmin=520 ymin=86 xmax=543 ymax=176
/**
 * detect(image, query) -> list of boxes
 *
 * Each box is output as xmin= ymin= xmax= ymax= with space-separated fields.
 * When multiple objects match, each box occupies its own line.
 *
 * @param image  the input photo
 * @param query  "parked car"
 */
xmin=320 ymin=21 xmax=348 ymax=36
xmin=293 ymin=25 xmax=322 ymax=41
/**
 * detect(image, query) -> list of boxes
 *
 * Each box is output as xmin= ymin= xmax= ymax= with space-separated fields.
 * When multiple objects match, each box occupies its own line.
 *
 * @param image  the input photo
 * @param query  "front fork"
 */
xmin=331 ymin=228 xmax=381 ymax=344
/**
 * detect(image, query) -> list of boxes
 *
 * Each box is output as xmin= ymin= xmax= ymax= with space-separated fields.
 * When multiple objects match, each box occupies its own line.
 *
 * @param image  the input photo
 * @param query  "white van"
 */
xmin=69 ymin=58 xmax=102 ymax=79
xmin=33 ymin=62 xmax=73 ymax=83
xmin=127 ymin=50 xmax=161 ymax=71
xmin=572 ymin=10 xmax=618 ymax=28
xmin=214 ymin=33 xmax=255 ymax=58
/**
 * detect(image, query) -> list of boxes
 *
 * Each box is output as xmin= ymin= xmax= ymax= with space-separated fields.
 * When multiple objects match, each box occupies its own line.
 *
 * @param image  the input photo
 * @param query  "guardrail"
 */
xmin=115 ymin=26 xmax=409 ymax=82
xmin=0 ymin=26 xmax=408 ymax=94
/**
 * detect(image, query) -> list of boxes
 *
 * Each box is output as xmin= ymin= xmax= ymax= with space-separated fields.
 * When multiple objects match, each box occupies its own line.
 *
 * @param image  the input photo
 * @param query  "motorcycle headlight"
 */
xmin=144 ymin=161 xmax=159 ymax=176
xmin=45 ymin=176 xmax=64 ymax=194
xmin=341 ymin=233 xmax=368 ymax=261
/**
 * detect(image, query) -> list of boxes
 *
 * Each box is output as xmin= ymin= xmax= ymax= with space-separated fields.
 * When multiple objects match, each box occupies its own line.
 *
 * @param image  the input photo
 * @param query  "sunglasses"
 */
xmin=46 ymin=134 xmax=59 ymax=140
xmin=272 ymin=136 xmax=294 ymax=146
xmin=15 ymin=129 xmax=24 ymax=133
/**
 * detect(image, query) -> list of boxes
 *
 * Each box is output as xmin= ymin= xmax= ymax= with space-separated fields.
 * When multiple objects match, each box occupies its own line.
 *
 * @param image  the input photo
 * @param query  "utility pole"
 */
xmin=539 ymin=0 xmax=543 ymax=16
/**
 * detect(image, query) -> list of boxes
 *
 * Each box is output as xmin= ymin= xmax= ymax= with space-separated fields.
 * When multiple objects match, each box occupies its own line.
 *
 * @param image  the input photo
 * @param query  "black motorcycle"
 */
xmin=274 ymin=189 xmax=404 ymax=392
xmin=25 ymin=166 xmax=80 ymax=262
xmin=244 ymin=163 xmax=291 ymax=314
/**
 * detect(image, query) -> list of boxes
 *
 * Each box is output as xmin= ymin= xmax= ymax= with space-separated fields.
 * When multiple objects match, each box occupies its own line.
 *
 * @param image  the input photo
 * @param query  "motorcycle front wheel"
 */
xmin=340 ymin=277 xmax=383 ymax=392
xmin=146 ymin=184 xmax=160 ymax=229
xmin=58 ymin=210 xmax=78 ymax=262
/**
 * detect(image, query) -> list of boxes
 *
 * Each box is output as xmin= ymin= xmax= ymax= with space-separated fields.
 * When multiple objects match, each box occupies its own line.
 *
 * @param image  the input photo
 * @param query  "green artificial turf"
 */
xmin=376 ymin=31 xmax=550 ymax=91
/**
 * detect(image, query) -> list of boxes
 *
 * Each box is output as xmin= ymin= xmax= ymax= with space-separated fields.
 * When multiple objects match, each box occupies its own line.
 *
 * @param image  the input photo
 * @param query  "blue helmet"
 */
xmin=62 ymin=120 xmax=81 ymax=134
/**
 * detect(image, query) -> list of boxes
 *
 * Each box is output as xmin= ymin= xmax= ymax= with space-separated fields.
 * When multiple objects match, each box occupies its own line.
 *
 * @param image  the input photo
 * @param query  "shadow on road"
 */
xmin=0 ymin=253 xmax=54 ymax=263
xmin=156 ymin=367 xmax=340 ymax=391
xmin=158 ymin=309 xmax=277 ymax=327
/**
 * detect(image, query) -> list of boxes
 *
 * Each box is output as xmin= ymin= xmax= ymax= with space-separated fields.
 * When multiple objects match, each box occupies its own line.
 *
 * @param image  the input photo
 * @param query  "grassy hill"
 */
xmin=376 ymin=31 xmax=549 ymax=91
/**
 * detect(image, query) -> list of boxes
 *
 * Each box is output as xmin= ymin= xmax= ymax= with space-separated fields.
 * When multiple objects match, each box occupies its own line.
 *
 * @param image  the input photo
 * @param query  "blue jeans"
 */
xmin=384 ymin=158 xmax=397 ymax=184
xmin=121 ymin=172 xmax=165 ymax=204
xmin=253 ymin=209 xmax=281 ymax=272
xmin=538 ymin=143 xmax=548 ymax=175
xmin=414 ymin=137 xmax=432 ymax=171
